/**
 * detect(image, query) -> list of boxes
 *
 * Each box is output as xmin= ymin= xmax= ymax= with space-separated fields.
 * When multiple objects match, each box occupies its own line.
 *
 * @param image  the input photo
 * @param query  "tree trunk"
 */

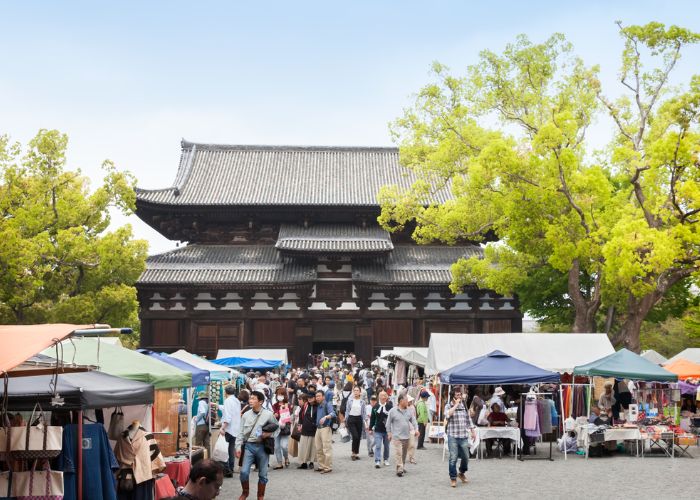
xmin=568 ymin=260 xmax=599 ymax=333
xmin=615 ymin=293 xmax=659 ymax=353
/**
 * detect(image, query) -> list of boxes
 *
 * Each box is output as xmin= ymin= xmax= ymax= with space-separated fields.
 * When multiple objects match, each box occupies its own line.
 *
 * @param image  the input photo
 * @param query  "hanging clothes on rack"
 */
xmin=537 ymin=399 xmax=552 ymax=434
xmin=113 ymin=422 xmax=166 ymax=500
xmin=57 ymin=422 xmax=119 ymax=500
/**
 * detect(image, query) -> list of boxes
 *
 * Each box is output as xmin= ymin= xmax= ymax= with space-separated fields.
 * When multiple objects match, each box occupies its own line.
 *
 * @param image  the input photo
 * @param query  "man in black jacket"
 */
xmin=369 ymin=390 xmax=393 ymax=468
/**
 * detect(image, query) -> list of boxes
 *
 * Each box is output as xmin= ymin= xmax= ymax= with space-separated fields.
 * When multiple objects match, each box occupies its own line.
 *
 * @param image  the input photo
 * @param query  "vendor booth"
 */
xmin=665 ymin=348 xmax=700 ymax=365
xmin=572 ymin=349 xmax=682 ymax=459
xmin=212 ymin=357 xmax=283 ymax=371
xmin=426 ymin=333 xmax=615 ymax=375
xmin=439 ymin=350 xmax=561 ymax=461
xmin=641 ymin=349 xmax=668 ymax=365
xmin=664 ymin=358 xmax=700 ymax=380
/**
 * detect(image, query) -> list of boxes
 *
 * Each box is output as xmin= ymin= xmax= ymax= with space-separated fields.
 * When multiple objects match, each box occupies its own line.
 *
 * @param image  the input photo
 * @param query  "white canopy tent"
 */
xmin=426 ymin=333 xmax=615 ymax=375
xmin=170 ymin=349 xmax=238 ymax=381
xmin=640 ymin=349 xmax=668 ymax=365
xmin=664 ymin=348 xmax=700 ymax=365
xmin=216 ymin=348 xmax=289 ymax=365
xmin=384 ymin=347 xmax=429 ymax=368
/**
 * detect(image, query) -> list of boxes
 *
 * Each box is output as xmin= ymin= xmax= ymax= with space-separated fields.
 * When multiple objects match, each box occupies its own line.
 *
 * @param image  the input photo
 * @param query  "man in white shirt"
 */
xmin=220 ymin=385 xmax=242 ymax=476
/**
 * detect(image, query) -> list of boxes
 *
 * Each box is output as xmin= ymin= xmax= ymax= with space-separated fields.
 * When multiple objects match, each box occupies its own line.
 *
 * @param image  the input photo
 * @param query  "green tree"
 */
xmin=379 ymin=22 xmax=700 ymax=352
xmin=0 ymin=130 xmax=148 ymax=336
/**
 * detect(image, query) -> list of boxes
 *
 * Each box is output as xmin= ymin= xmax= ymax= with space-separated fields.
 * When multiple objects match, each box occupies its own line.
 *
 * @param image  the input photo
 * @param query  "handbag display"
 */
xmin=12 ymin=463 xmax=63 ymax=500
xmin=0 ymin=405 xmax=62 ymax=460
xmin=107 ymin=408 xmax=125 ymax=441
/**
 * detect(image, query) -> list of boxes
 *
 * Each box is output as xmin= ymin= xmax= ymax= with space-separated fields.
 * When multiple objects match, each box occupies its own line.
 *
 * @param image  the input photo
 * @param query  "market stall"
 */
xmin=212 ymin=356 xmax=283 ymax=371
xmin=572 ymin=349 xmax=680 ymax=459
xmin=439 ymin=350 xmax=561 ymax=461
xmin=665 ymin=348 xmax=700 ymax=365
xmin=216 ymin=348 xmax=288 ymax=365
xmin=45 ymin=339 xmax=193 ymax=458
xmin=426 ymin=333 xmax=615 ymax=375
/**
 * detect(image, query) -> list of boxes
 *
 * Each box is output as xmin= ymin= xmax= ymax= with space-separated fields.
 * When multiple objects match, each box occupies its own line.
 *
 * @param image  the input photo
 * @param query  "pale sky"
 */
xmin=2 ymin=1 xmax=699 ymax=254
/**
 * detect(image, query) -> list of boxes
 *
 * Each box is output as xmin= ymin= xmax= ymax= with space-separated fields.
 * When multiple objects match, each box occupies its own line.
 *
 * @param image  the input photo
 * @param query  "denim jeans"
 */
xmin=274 ymin=433 xmax=289 ymax=464
xmin=373 ymin=431 xmax=390 ymax=462
xmin=447 ymin=436 xmax=469 ymax=480
xmin=240 ymin=443 xmax=269 ymax=485
xmin=224 ymin=433 xmax=236 ymax=472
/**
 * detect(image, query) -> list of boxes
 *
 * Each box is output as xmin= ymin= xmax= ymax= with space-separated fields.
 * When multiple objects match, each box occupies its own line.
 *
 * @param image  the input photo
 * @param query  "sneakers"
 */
xmin=297 ymin=464 xmax=308 ymax=470
xmin=375 ymin=462 xmax=380 ymax=469
xmin=384 ymin=460 xmax=391 ymax=466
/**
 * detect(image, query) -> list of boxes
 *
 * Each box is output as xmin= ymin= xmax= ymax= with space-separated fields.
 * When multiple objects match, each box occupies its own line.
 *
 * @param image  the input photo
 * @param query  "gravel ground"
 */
xmin=220 ymin=438 xmax=698 ymax=499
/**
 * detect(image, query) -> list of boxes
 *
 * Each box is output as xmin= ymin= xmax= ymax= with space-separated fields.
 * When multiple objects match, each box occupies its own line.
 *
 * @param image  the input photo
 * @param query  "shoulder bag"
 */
xmin=237 ymin=412 xmax=263 ymax=467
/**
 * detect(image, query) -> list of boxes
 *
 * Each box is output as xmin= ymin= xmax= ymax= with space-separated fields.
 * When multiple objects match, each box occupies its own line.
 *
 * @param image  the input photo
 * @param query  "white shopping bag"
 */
xmin=212 ymin=434 xmax=229 ymax=462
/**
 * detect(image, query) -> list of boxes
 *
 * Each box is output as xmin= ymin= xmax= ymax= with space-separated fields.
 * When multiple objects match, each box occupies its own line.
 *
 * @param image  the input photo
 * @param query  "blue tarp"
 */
xmin=212 ymin=357 xmax=283 ymax=370
xmin=439 ymin=350 xmax=561 ymax=385
xmin=137 ymin=349 xmax=211 ymax=386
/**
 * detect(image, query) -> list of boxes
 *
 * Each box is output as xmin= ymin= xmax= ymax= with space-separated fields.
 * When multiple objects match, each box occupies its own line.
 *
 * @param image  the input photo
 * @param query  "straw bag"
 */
xmin=12 ymin=462 xmax=63 ymax=500
xmin=0 ymin=405 xmax=62 ymax=460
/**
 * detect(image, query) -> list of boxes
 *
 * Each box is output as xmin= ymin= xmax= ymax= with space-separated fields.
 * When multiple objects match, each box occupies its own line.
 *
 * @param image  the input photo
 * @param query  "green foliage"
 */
xmin=380 ymin=23 xmax=700 ymax=350
xmin=0 ymin=129 xmax=148 ymax=331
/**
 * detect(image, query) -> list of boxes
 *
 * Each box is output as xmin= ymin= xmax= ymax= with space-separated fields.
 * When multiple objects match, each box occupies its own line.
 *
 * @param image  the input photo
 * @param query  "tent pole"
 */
xmin=188 ymin=388 xmax=193 ymax=463
xmin=77 ymin=410 xmax=83 ymax=500
xmin=559 ymin=385 xmax=566 ymax=461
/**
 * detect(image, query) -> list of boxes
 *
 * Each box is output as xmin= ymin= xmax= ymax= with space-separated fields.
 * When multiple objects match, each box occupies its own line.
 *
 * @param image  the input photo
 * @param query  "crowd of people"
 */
xmin=177 ymin=353 xmax=566 ymax=499
xmin=193 ymin=353 xmax=469 ymax=499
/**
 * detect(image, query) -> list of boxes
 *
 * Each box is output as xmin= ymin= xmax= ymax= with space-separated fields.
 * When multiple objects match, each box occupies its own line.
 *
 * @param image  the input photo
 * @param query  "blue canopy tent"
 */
xmin=212 ymin=357 xmax=283 ymax=371
xmin=440 ymin=350 xmax=561 ymax=385
xmin=137 ymin=349 xmax=210 ymax=386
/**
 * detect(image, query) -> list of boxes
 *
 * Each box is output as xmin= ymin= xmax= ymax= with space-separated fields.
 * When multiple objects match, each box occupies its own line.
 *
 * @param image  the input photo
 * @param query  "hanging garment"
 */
xmin=57 ymin=423 xmax=119 ymax=500
xmin=113 ymin=424 xmax=165 ymax=486
xmin=538 ymin=399 xmax=552 ymax=434
xmin=523 ymin=400 xmax=539 ymax=431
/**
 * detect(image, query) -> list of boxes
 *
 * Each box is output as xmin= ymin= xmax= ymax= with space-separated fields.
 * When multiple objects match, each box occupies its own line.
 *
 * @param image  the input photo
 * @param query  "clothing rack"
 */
xmin=558 ymin=383 xmax=591 ymax=460
xmin=518 ymin=392 xmax=556 ymax=462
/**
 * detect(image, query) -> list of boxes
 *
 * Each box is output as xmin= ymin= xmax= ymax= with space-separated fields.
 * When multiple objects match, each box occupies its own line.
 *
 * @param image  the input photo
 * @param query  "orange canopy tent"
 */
xmin=664 ymin=358 xmax=700 ymax=380
xmin=0 ymin=324 xmax=91 ymax=374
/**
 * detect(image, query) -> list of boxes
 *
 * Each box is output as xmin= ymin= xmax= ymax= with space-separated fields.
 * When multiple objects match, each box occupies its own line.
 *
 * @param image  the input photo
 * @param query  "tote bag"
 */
xmin=0 ymin=405 xmax=62 ymax=460
xmin=13 ymin=466 xmax=63 ymax=500
xmin=107 ymin=408 xmax=125 ymax=441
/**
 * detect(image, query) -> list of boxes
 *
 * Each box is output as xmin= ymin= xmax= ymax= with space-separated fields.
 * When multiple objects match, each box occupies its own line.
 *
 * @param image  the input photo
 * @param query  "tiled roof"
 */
xmin=276 ymin=224 xmax=393 ymax=253
xmin=135 ymin=141 xmax=451 ymax=207
xmin=353 ymin=245 xmax=483 ymax=284
xmin=138 ymin=245 xmax=315 ymax=285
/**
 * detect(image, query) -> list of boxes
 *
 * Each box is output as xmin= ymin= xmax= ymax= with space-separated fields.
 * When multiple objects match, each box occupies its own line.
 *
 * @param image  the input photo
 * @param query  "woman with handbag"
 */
xmin=271 ymin=387 xmax=291 ymax=469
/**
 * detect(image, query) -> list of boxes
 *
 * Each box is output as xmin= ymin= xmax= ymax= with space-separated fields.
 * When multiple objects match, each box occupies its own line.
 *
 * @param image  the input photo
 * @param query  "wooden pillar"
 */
xmin=355 ymin=323 xmax=373 ymax=362
xmin=294 ymin=324 xmax=313 ymax=367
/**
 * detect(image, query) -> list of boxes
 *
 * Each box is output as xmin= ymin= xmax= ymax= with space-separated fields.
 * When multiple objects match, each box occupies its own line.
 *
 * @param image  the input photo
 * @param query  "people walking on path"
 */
xmin=444 ymin=389 xmax=476 ymax=488
xmin=314 ymin=390 xmax=336 ymax=474
xmin=235 ymin=390 xmax=279 ymax=500
xmin=416 ymin=391 xmax=430 ymax=450
xmin=345 ymin=386 xmax=367 ymax=461
xmin=297 ymin=393 xmax=317 ymax=470
xmin=365 ymin=395 xmax=377 ymax=457
xmin=220 ymin=385 xmax=242 ymax=476
xmin=386 ymin=394 xmax=418 ymax=477
xmin=369 ymin=390 xmax=393 ymax=468
xmin=271 ymin=387 xmax=291 ymax=469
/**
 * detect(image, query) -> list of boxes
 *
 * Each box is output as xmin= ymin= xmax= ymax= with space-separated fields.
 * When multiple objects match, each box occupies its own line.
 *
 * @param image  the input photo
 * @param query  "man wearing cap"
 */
xmin=416 ymin=391 xmax=430 ymax=449
xmin=195 ymin=391 xmax=211 ymax=450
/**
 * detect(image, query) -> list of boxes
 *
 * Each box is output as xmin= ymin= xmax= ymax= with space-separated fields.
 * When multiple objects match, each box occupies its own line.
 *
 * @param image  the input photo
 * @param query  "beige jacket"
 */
xmin=113 ymin=425 xmax=166 ymax=484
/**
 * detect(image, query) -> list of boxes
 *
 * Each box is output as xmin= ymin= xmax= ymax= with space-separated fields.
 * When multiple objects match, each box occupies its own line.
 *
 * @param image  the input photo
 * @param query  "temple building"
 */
xmin=135 ymin=141 xmax=522 ymax=365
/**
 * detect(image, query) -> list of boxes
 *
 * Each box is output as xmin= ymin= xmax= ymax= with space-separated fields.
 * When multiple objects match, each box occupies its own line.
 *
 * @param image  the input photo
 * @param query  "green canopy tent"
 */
xmin=573 ymin=348 xmax=678 ymax=382
xmin=44 ymin=338 xmax=191 ymax=389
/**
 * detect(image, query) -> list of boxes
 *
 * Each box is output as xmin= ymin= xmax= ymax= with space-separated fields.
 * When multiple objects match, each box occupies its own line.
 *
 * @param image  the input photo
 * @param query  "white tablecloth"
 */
xmin=478 ymin=426 xmax=521 ymax=442
xmin=603 ymin=428 xmax=642 ymax=441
